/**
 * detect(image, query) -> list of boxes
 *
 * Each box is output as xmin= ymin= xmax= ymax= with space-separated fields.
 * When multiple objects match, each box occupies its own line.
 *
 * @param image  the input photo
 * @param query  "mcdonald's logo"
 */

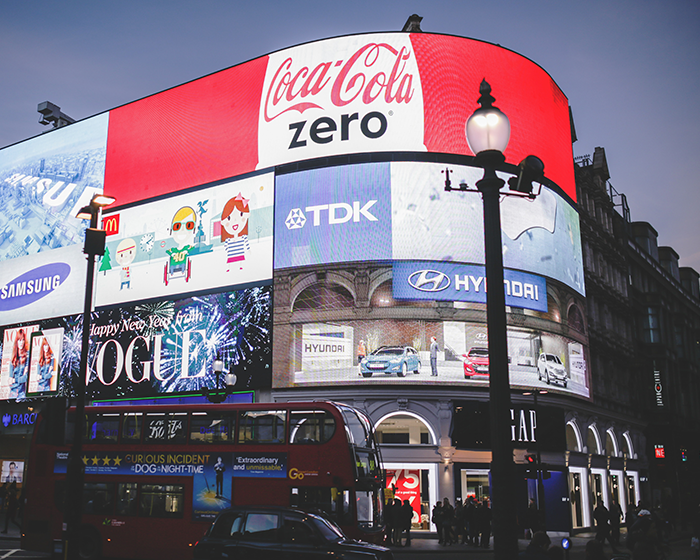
xmin=103 ymin=214 xmax=120 ymax=236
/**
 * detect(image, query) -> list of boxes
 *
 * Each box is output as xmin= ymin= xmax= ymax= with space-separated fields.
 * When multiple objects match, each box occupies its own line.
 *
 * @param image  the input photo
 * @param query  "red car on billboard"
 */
xmin=463 ymin=347 xmax=490 ymax=378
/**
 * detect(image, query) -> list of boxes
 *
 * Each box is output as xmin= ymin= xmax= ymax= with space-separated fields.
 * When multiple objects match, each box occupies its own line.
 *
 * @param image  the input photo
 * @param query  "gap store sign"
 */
xmin=393 ymin=261 xmax=547 ymax=312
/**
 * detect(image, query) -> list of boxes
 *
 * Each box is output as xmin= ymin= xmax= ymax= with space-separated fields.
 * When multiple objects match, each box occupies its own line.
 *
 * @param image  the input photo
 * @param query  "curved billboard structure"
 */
xmin=0 ymin=31 xmax=587 ymax=402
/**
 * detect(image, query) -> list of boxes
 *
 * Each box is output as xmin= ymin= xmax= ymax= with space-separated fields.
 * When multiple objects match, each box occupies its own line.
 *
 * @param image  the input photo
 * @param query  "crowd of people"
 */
xmin=430 ymin=496 xmax=493 ymax=548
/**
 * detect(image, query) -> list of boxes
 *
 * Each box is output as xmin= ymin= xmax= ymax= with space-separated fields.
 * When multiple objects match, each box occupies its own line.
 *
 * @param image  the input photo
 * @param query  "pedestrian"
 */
xmin=432 ymin=500 xmax=444 ymax=544
xmin=454 ymin=499 xmax=465 ymax=544
xmin=401 ymin=499 xmax=413 ymax=547
xmin=1 ymin=483 xmax=19 ymax=533
xmin=594 ymin=501 xmax=618 ymax=552
xmin=469 ymin=499 xmax=481 ymax=545
xmin=478 ymin=499 xmax=492 ymax=548
xmin=391 ymin=498 xmax=403 ymax=546
xmin=384 ymin=497 xmax=395 ymax=546
xmin=518 ymin=530 xmax=551 ymax=559
xmin=441 ymin=497 xmax=454 ymax=545
xmin=547 ymin=545 xmax=565 ymax=559
xmin=430 ymin=336 xmax=439 ymax=376
xmin=527 ymin=498 xmax=541 ymax=537
xmin=609 ymin=497 xmax=623 ymax=546
xmin=0 ymin=482 xmax=6 ymax=512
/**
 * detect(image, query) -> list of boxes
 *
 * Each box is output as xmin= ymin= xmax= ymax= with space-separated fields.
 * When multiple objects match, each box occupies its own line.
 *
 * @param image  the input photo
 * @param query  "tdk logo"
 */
xmin=0 ymin=262 xmax=70 ymax=311
xmin=284 ymin=201 xmax=378 ymax=230
xmin=408 ymin=270 xmax=451 ymax=292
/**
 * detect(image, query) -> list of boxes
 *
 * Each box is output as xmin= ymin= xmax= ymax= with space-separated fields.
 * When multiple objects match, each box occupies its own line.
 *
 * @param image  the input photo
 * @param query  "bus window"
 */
xmin=144 ymin=412 xmax=188 ymax=444
xmin=86 ymin=413 xmax=119 ymax=443
xmin=189 ymin=412 xmax=234 ymax=444
xmin=290 ymin=487 xmax=352 ymax=526
xmin=83 ymin=483 xmax=114 ymax=515
xmin=289 ymin=410 xmax=335 ymax=444
xmin=354 ymin=451 xmax=380 ymax=479
xmin=139 ymin=484 xmax=185 ymax=518
xmin=356 ymin=490 xmax=381 ymax=528
xmin=238 ymin=410 xmax=285 ymax=444
xmin=116 ymin=483 xmax=138 ymax=516
xmin=122 ymin=412 xmax=143 ymax=442
xmin=337 ymin=406 xmax=372 ymax=448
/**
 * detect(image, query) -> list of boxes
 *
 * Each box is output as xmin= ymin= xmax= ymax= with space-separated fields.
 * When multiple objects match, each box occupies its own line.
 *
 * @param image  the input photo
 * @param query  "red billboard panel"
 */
xmin=104 ymin=33 xmax=574 ymax=206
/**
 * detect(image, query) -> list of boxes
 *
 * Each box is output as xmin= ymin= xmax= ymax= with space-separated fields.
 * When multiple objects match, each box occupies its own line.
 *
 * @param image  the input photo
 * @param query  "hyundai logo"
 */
xmin=407 ymin=270 xmax=451 ymax=292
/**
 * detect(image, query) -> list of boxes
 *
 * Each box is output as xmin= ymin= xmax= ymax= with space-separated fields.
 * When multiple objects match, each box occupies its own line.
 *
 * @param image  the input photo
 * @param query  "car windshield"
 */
xmin=373 ymin=348 xmax=403 ymax=356
xmin=546 ymin=355 xmax=562 ymax=364
xmin=309 ymin=515 xmax=345 ymax=541
xmin=468 ymin=348 xmax=489 ymax=358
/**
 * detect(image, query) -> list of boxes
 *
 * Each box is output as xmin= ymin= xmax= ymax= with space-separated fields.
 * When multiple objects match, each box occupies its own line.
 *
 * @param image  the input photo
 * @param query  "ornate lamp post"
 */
xmin=64 ymin=193 xmax=115 ymax=560
xmin=448 ymin=79 xmax=545 ymax=559
xmin=203 ymin=357 xmax=237 ymax=403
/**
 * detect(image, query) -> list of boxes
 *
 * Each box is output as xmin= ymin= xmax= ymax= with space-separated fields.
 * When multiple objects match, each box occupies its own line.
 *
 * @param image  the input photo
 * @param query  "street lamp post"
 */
xmin=456 ymin=79 xmax=544 ymax=559
xmin=203 ymin=358 xmax=237 ymax=403
xmin=64 ymin=194 xmax=115 ymax=560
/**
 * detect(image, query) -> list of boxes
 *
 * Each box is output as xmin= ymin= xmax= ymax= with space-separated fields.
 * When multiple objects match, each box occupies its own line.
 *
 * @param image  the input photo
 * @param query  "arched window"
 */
xmin=587 ymin=425 xmax=601 ymax=455
xmin=622 ymin=432 xmax=634 ymax=458
xmin=375 ymin=413 xmax=435 ymax=445
xmin=568 ymin=305 xmax=585 ymax=333
xmin=566 ymin=421 xmax=582 ymax=452
xmin=605 ymin=429 xmax=618 ymax=457
xmin=294 ymin=283 xmax=354 ymax=311
xmin=370 ymin=280 xmax=433 ymax=308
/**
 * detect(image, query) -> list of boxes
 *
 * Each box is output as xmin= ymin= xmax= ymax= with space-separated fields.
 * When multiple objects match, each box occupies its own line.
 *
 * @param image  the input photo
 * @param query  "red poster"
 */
xmin=386 ymin=469 xmax=421 ymax=522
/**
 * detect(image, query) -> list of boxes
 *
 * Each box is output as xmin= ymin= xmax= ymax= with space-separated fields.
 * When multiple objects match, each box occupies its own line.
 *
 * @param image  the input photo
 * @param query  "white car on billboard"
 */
xmin=537 ymin=353 xmax=568 ymax=388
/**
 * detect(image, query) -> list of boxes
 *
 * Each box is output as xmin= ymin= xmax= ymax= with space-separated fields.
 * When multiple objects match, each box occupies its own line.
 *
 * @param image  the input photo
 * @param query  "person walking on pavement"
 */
xmin=609 ymin=497 xmax=623 ymax=546
xmin=465 ymin=496 xmax=477 ymax=545
xmin=430 ymin=336 xmax=439 ymax=376
xmin=441 ymin=498 xmax=455 ymax=545
xmin=432 ymin=500 xmax=444 ymax=544
xmin=400 ymin=500 xmax=413 ymax=547
xmin=519 ymin=530 xmax=551 ymax=559
xmin=391 ymin=498 xmax=403 ymax=546
xmin=2 ymin=483 xmax=19 ymax=533
xmin=594 ymin=501 xmax=618 ymax=552
xmin=478 ymin=499 xmax=492 ymax=548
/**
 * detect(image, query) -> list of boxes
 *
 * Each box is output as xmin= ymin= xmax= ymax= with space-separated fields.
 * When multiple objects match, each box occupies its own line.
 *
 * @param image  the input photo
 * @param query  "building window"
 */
xmin=376 ymin=414 xmax=433 ymax=445
xmin=643 ymin=307 xmax=661 ymax=343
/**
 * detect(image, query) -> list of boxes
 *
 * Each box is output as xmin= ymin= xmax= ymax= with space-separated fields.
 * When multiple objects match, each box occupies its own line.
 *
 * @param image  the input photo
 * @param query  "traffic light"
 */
xmin=524 ymin=454 xmax=538 ymax=479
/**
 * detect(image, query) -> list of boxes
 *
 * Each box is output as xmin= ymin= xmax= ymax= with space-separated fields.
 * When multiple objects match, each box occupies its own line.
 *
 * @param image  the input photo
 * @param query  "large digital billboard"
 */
xmin=275 ymin=161 xmax=584 ymax=296
xmin=103 ymin=32 xmax=575 ymax=206
xmin=0 ymin=286 xmax=272 ymax=402
xmin=96 ymin=171 xmax=274 ymax=307
xmin=0 ymin=114 xmax=109 ymax=261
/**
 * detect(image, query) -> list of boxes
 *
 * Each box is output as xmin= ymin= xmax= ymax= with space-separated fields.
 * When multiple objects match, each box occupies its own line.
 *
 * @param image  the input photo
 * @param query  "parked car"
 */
xmin=360 ymin=346 xmax=421 ymax=378
xmin=193 ymin=506 xmax=394 ymax=560
xmin=463 ymin=347 xmax=490 ymax=378
xmin=537 ymin=353 xmax=568 ymax=387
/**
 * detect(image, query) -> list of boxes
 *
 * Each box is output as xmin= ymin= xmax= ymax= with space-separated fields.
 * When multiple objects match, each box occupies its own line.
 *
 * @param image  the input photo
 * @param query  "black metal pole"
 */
xmin=476 ymin=152 xmax=518 ymax=559
xmin=63 ymin=210 xmax=98 ymax=560
xmin=534 ymin=391 xmax=546 ymax=529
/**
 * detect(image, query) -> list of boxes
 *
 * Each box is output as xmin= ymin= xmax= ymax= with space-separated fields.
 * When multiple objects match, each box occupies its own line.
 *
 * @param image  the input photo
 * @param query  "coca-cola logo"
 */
xmin=264 ymin=42 xmax=415 ymax=123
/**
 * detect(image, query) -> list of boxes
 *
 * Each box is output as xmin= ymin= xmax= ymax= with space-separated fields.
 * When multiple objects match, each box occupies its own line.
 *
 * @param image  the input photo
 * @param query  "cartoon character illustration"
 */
xmin=164 ymin=206 xmax=197 ymax=286
xmin=115 ymin=238 xmax=137 ymax=290
xmin=221 ymin=193 xmax=251 ymax=272
xmin=9 ymin=330 xmax=28 ymax=399
xmin=37 ymin=339 xmax=55 ymax=393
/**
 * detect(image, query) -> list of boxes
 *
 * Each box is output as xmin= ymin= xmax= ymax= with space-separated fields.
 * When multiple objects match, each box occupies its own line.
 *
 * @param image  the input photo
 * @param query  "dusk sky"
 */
xmin=2 ymin=0 xmax=699 ymax=271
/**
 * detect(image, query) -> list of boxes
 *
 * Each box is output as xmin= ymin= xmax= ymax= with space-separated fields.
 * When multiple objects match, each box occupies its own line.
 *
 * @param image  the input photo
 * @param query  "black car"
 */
xmin=193 ymin=506 xmax=393 ymax=560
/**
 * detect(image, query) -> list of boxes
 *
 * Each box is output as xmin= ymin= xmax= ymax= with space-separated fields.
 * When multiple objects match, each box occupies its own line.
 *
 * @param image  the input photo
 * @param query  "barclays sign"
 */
xmin=393 ymin=261 xmax=547 ymax=312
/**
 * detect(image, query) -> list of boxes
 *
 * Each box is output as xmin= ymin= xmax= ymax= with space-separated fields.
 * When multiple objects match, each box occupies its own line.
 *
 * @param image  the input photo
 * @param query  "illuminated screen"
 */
xmin=104 ymin=32 xmax=574 ymax=206
xmin=274 ymin=303 xmax=589 ymax=399
xmin=95 ymin=171 xmax=274 ymax=307
xmin=0 ymin=325 xmax=40 ymax=400
xmin=0 ymin=285 xmax=271 ymax=402
xmin=0 ymin=460 xmax=24 ymax=484
xmin=0 ymin=245 xmax=87 ymax=326
xmin=275 ymin=161 xmax=584 ymax=296
xmin=27 ymin=328 xmax=64 ymax=396
xmin=0 ymin=114 xmax=109 ymax=261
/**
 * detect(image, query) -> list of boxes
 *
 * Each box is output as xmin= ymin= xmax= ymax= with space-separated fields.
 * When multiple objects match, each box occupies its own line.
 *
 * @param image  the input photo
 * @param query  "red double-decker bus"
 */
xmin=21 ymin=401 xmax=385 ymax=559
